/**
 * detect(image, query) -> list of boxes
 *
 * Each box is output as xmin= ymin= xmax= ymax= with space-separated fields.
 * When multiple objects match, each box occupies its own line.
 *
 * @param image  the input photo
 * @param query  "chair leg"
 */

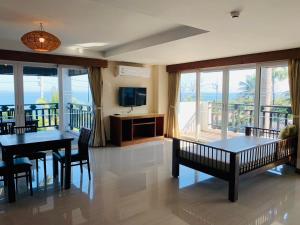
xmin=80 ymin=160 xmax=83 ymax=173
xmin=43 ymin=156 xmax=47 ymax=181
xmin=15 ymin=175 xmax=18 ymax=193
xmin=60 ymin=162 xmax=64 ymax=188
xmin=87 ymin=159 xmax=91 ymax=180
xmin=26 ymin=172 xmax=29 ymax=188
xmin=53 ymin=155 xmax=58 ymax=178
xmin=28 ymin=170 xmax=33 ymax=196
xmin=36 ymin=159 xmax=39 ymax=172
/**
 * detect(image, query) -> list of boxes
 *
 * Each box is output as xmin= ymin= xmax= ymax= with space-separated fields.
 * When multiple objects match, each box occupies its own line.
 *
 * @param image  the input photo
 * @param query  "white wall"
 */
xmin=102 ymin=61 xmax=168 ymax=139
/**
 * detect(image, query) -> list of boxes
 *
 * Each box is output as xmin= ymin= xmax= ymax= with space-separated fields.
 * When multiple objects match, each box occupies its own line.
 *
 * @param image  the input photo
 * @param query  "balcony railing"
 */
xmin=0 ymin=103 xmax=59 ymax=127
xmin=181 ymin=102 xmax=292 ymax=137
xmin=0 ymin=103 xmax=93 ymax=133
xmin=0 ymin=103 xmax=59 ymax=134
xmin=67 ymin=103 xmax=93 ymax=131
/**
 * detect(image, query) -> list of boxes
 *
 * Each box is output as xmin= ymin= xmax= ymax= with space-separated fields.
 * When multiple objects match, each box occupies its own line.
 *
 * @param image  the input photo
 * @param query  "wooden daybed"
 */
xmin=172 ymin=127 xmax=297 ymax=202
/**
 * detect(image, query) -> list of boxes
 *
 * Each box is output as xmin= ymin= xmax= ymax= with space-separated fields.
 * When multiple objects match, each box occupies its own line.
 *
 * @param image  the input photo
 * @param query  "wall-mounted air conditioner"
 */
xmin=117 ymin=65 xmax=151 ymax=78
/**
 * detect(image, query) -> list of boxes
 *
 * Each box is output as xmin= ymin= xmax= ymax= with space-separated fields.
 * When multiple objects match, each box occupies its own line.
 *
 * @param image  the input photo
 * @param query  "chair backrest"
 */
xmin=0 ymin=122 xmax=14 ymax=135
xmin=78 ymin=128 xmax=91 ymax=159
xmin=12 ymin=125 xmax=37 ymax=134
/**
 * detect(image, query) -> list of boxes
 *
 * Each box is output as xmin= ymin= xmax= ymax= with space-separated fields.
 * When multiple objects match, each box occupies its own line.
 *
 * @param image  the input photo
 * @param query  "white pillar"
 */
xmin=59 ymin=68 xmax=72 ymax=132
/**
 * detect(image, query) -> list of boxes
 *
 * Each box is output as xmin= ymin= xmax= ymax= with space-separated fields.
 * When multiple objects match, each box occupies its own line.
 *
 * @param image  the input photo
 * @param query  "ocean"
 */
xmin=0 ymin=91 xmax=91 ymax=105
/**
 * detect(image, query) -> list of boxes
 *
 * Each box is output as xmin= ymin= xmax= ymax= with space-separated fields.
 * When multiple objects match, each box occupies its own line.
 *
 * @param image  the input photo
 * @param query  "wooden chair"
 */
xmin=0 ymin=157 xmax=33 ymax=196
xmin=53 ymin=128 xmax=92 ymax=187
xmin=12 ymin=125 xmax=47 ymax=180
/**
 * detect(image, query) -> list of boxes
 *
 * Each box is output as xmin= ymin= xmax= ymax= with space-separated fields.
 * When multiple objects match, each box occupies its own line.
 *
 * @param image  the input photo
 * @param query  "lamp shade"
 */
xmin=21 ymin=24 xmax=61 ymax=52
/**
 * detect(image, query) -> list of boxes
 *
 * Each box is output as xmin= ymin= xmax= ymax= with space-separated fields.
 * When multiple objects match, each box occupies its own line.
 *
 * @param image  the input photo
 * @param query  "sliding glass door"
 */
xmin=179 ymin=65 xmax=264 ymax=142
xmin=0 ymin=64 xmax=16 ymax=133
xmin=179 ymin=72 xmax=196 ymax=138
xmin=0 ymin=62 xmax=91 ymax=134
xmin=198 ymin=71 xmax=223 ymax=142
xmin=227 ymin=68 xmax=256 ymax=137
xmin=62 ymin=68 xmax=92 ymax=132
xmin=22 ymin=65 xmax=59 ymax=130
xmin=259 ymin=64 xmax=291 ymax=130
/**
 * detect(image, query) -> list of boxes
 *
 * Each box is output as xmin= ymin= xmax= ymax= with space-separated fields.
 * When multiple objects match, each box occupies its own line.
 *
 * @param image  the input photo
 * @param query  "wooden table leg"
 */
xmin=64 ymin=141 xmax=71 ymax=189
xmin=1 ymin=149 xmax=8 ymax=186
xmin=6 ymin=152 xmax=16 ymax=203
xmin=53 ymin=149 xmax=58 ymax=178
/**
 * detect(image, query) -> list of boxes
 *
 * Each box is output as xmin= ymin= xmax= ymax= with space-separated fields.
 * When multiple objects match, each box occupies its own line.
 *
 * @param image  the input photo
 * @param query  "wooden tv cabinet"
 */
xmin=110 ymin=113 xmax=164 ymax=146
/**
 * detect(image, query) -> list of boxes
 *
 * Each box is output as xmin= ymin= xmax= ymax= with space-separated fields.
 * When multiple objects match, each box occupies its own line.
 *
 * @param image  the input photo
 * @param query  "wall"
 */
xmin=152 ymin=65 xmax=168 ymax=133
xmin=102 ymin=61 xmax=168 ymax=139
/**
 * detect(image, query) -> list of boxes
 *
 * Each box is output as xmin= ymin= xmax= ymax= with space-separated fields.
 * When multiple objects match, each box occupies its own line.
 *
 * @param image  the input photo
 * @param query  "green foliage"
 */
xmin=238 ymin=75 xmax=256 ymax=101
xmin=36 ymin=97 xmax=48 ymax=104
xmin=51 ymin=91 xmax=59 ymax=103
xmin=273 ymin=67 xmax=288 ymax=81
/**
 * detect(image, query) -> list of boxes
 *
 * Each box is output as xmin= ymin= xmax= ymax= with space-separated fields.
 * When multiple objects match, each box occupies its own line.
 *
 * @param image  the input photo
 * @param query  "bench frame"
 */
xmin=172 ymin=127 xmax=297 ymax=202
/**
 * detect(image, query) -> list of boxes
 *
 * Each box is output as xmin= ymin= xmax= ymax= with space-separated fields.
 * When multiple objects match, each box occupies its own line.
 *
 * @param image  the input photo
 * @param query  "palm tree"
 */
xmin=239 ymin=75 xmax=256 ymax=100
xmin=272 ymin=67 xmax=288 ymax=105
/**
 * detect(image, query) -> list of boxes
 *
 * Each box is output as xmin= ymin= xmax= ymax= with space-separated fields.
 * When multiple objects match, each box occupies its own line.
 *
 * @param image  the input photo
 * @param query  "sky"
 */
xmin=181 ymin=67 xmax=289 ymax=93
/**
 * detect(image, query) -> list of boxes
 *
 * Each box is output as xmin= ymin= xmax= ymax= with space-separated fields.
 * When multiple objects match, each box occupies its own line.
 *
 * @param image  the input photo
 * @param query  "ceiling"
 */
xmin=1 ymin=0 xmax=300 ymax=65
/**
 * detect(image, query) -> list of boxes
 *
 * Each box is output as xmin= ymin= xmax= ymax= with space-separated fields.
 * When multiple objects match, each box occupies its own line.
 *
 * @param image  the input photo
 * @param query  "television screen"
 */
xmin=135 ymin=88 xmax=147 ymax=106
xmin=119 ymin=87 xmax=146 ymax=106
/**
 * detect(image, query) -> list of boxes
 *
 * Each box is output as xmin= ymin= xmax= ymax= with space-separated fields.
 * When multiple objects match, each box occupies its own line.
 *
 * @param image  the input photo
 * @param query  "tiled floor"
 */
xmin=0 ymin=139 xmax=300 ymax=225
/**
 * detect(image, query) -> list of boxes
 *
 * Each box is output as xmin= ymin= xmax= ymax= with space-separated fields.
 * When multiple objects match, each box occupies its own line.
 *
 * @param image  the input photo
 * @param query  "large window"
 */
xmin=178 ymin=63 xmax=291 ymax=142
xmin=228 ymin=68 xmax=256 ymax=136
xmin=179 ymin=72 xmax=196 ymax=138
xmin=23 ymin=66 xmax=59 ymax=130
xmin=259 ymin=65 xmax=291 ymax=130
xmin=0 ymin=62 xmax=90 ymax=134
xmin=63 ymin=68 xmax=93 ymax=132
xmin=0 ymin=64 xmax=15 ymax=121
xmin=199 ymin=71 xmax=223 ymax=142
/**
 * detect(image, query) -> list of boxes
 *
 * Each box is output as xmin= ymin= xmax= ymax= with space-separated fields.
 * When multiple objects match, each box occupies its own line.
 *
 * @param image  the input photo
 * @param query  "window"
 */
xmin=199 ymin=71 xmax=223 ymax=141
xmin=179 ymin=72 xmax=196 ymax=138
xmin=178 ymin=62 xmax=291 ymax=142
xmin=259 ymin=65 xmax=291 ymax=130
xmin=228 ymin=68 xmax=256 ymax=136
xmin=0 ymin=64 xmax=15 ymax=121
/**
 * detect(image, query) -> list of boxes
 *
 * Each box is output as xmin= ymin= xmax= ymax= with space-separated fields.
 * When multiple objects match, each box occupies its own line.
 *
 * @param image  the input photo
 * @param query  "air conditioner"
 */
xmin=117 ymin=65 xmax=151 ymax=78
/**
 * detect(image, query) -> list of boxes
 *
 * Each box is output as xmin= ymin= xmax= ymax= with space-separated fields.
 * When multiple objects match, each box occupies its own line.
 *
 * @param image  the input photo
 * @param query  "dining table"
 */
xmin=0 ymin=130 xmax=74 ymax=203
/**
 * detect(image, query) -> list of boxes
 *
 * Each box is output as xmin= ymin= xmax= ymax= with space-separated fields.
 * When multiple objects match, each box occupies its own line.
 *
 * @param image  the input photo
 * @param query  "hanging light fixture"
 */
xmin=21 ymin=23 xmax=61 ymax=52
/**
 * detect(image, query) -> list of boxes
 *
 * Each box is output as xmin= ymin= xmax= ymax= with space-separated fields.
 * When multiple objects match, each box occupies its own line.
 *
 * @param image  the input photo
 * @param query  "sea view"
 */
xmin=0 ymin=91 xmax=91 ymax=105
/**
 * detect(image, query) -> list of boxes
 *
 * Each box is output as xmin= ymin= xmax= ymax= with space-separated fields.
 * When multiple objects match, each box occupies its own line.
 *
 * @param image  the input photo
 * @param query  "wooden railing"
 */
xmin=67 ymin=103 xmax=93 ymax=131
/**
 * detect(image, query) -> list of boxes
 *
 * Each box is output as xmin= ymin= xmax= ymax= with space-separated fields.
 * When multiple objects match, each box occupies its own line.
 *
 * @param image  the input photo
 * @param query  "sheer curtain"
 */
xmin=88 ymin=67 xmax=106 ymax=147
xmin=166 ymin=72 xmax=180 ymax=138
xmin=288 ymin=59 xmax=300 ymax=168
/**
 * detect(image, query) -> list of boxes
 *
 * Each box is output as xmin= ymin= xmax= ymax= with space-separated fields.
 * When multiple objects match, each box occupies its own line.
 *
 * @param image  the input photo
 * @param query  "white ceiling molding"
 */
xmin=102 ymin=25 xmax=208 ymax=57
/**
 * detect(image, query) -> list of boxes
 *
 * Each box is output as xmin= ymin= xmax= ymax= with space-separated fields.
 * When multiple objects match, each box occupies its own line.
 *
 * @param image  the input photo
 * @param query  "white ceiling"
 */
xmin=1 ymin=0 xmax=300 ymax=65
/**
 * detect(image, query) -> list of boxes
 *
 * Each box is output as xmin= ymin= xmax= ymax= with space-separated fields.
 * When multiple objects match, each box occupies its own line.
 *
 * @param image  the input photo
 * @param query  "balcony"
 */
xmin=180 ymin=102 xmax=292 ymax=142
xmin=0 ymin=103 xmax=93 ymax=135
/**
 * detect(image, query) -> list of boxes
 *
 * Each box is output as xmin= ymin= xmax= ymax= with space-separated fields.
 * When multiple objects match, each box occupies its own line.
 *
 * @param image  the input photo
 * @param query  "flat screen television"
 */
xmin=119 ymin=87 xmax=147 ymax=107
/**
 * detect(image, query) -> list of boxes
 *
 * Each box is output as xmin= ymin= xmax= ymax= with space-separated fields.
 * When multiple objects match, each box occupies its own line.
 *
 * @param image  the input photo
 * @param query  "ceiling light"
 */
xmin=21 ymin=23 xmax=61 ymax=52
xmin=230 ymin=10 xmax=240 ymax=18
xmin=76 ymin=42 xmax=108 ymax=48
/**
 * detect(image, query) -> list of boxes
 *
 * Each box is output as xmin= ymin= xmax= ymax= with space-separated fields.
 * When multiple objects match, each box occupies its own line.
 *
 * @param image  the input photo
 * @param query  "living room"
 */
xmin=0 ymin=1 xmax=300 ymax=225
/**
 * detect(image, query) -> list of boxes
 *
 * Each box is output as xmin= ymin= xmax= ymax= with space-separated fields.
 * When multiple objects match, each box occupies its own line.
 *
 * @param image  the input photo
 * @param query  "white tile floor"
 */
xmin=0 ymin=139 xmax=300 ymax=225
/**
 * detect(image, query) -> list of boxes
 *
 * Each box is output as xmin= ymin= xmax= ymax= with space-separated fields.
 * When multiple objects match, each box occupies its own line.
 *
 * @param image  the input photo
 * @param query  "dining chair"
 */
xmin=53 ymin=128 xmax=92 ymax=187
xmin=12 ymin=125 xmax=47 ymax=180
xmin=0 ymin=157 xmax=33 ymax=196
